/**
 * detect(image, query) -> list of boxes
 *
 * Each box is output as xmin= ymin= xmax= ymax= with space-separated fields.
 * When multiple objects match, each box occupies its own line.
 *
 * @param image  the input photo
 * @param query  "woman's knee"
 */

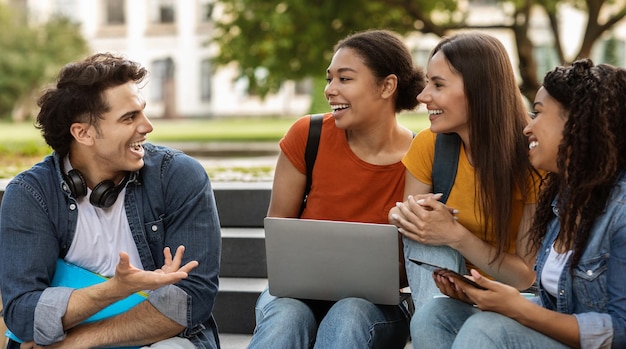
xmin=411 ymin=298 xmax=475 ymax=336
xmin=321 ymin=297 xmax=379 ymax=330
xmin=318 ymin=298 xmax=409 ymax=349
xmin=413 ymin=297 xmax=458 ymax=324
xmin=455 ymin=311 xmax=510 ymax=344
xmin=330 ymin=297 xmax=372 ymax=314
xmin=324 ymin=297 xmax=406 ymax=330
xmin=463 ymin=311 xmax=506 ymax=329
xmin=256 ymin=295 xmax=317 ymax=329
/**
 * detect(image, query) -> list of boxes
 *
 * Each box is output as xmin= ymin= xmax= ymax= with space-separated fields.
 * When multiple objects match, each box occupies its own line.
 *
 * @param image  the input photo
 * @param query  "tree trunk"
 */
xmin=512 ymin=2 xmax=541 ymax=104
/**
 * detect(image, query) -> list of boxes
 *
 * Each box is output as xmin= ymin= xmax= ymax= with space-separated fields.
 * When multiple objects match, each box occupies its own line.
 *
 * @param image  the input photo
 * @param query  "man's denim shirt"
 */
xmin=0 ymin=143 xmax=221 ymax=347
xmin=533 ymin=171 xmax=626 ymax=349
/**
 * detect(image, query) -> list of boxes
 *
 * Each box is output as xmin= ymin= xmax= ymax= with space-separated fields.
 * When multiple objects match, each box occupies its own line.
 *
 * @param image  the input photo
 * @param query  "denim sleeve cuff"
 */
xmin=148 ymin=284 xmax=189 ymax=327
xmin=574 ymin=312 xmax=613 ymax=349
xmin=33 ymin=287 xmax=73 ymax=345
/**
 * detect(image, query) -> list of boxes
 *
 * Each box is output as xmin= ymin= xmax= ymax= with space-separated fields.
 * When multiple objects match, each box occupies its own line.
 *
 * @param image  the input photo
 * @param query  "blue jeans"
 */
xmin=402 ymin=237 xmax=466 ymax=311
xmin=402 ymin=238 xmax=466 ymax=347
xmin=412 ymin=297 xmax=571 ymax=349
xmin=247 ymin=288 xmax=410 ymax=349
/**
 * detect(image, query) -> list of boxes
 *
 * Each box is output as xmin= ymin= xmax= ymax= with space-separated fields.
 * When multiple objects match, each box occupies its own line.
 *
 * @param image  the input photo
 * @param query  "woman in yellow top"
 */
xmin=389 ymin=32 xmax=542 ymax=346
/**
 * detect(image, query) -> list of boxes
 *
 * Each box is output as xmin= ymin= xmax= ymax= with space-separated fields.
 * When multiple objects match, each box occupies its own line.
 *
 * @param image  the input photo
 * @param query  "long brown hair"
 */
xmin=528 ymin=59 xmax=626 ymax=269
xmin=431 ymin=32 xmax=538 ymax=262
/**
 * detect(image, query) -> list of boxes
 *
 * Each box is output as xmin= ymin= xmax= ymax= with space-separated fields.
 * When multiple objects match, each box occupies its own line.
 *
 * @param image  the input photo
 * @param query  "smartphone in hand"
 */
xmin=409 ymin=258 xmax=487 ymax=290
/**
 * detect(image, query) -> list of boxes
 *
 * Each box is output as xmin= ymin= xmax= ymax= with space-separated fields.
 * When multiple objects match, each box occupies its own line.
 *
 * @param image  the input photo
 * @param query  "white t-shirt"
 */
xmin=64 ymin=158 xmax=143 ymax=277
xmin=541 ymin=243 xmax=573 ymax=298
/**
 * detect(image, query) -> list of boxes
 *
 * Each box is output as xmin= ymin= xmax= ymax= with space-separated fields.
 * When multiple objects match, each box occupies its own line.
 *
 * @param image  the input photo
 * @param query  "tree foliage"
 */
xmin=211 ymin=0 xmax=455 ymax=97
xmin=0 ymin=4 xmax=89 ymax=120
xmin=212 ymin=0 xmax=626 ymax=104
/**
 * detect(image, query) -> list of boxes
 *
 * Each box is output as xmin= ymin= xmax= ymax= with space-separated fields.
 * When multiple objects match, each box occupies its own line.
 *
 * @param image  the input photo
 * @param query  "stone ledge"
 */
xmin=219 ymin=278 xmax=268 ymax=293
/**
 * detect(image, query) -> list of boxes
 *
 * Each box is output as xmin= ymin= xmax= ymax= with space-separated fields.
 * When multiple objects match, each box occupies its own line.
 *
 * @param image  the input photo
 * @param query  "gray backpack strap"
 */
xmin=300 ymin=113 xmax=324 ymax=216
xmin=432 ymin=133 xmax=461 ymax=204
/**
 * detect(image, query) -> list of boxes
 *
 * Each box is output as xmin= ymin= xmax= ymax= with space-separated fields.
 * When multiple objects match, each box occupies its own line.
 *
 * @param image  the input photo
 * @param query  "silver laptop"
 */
xmin=263 ymin=217 xmax=403 ymax=305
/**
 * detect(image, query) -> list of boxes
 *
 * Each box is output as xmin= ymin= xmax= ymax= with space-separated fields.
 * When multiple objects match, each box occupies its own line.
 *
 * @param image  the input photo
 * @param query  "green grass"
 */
xmin=150 ymin=118 xmax=292 ymax=142
xmin=0 ymin=121 xmax=48 ymax=152
xmin=0 ymin=112 xmax=430 ymax=179
xmin=148 ymin=113 xmax=430 ymax=142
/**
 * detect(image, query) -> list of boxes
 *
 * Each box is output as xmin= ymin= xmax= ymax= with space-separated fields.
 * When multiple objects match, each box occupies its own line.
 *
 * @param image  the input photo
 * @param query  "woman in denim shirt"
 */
xmin=410 ymin=59 xmax=626 ymax=348
xmin=0 ymin=53 xmax=221 ymax=348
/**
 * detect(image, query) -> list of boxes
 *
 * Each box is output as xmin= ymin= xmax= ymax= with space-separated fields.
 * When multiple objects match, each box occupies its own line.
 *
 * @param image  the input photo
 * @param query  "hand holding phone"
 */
xmin=408 ymin=258 xmax=487 ymax=290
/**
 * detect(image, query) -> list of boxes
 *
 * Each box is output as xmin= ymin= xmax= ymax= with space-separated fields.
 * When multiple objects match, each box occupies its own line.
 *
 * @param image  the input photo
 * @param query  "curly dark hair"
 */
xmin=334 ymin=29 xmax=426 ymax=112
xmin=528 ymin=59 xmax=626 ymax=269
xmin=36 ymin=53 xmax=148 ymax=158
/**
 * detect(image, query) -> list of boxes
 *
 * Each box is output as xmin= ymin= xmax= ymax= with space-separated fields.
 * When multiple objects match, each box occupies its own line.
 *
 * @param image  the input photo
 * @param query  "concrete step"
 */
xmin=214 ymin=278 xmax=267 ymax=334
xmin=220 ymin=333 xmax=252 ymax=349
xmin=212 ymin=183 xmax=270 ymax=334
xmin=219 ymin=333 xmax=413 ymax=348
xmin=215 ymin=228 xmax=267 ymax=333
xmin=213 ymin=182 xmax=271 ymax=228
xmin=220 ymin=228 xmax=266 ymax=278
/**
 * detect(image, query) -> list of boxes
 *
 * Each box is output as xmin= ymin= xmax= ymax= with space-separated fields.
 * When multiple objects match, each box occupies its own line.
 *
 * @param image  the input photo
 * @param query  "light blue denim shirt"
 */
xmin=0 ymin=143 xmax=221 ymax=348
xmin=534 ymin=171 xmax=626 ymax=349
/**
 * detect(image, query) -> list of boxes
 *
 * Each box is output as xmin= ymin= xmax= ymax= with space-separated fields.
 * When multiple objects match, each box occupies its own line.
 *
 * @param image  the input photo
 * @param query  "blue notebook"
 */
xmin=5 ymin=259 xmax=147 ymax=348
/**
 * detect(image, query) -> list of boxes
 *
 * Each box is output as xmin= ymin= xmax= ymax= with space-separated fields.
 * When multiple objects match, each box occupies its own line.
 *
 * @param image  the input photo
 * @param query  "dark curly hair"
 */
xmin=36 ymin=53 xmax=148 ymax=158
xmin=333 ymin=29 xmax=426 ymax=112
xmin=528 ymin=59 xmax=626 ymax=270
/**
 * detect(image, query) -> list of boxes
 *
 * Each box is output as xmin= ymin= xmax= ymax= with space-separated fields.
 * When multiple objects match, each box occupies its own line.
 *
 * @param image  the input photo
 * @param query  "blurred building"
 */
xmin=10 ymin=0 xmax=311 ymax=119
xmin=6 ymin=0 xmax=626 ymax=118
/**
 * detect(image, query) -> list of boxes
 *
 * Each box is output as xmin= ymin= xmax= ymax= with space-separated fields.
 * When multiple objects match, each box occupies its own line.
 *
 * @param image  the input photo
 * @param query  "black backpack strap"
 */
xmin=432 ymin=133 xmax=461 ymax=204
xmin=300 ymin=113 xmax=324 ymax=216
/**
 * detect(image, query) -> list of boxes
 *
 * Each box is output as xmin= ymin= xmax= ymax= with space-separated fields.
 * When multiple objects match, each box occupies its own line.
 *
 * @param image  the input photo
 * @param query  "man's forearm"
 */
xmin=62 ymin=251 xmax=194 ymax=331
xmin=62 ymin=300 xmax=184 ymax=348
xmin=62 ymin=277 xmax=134 ymax=329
